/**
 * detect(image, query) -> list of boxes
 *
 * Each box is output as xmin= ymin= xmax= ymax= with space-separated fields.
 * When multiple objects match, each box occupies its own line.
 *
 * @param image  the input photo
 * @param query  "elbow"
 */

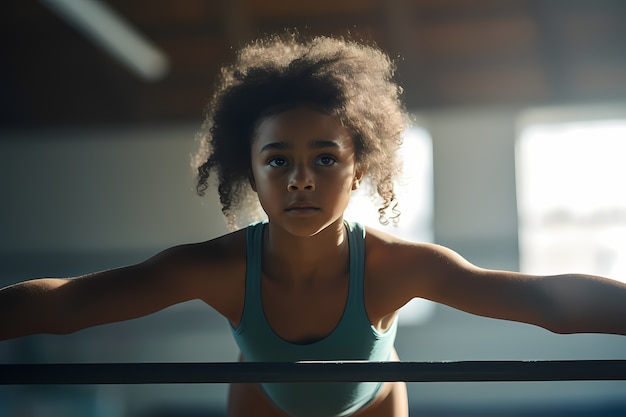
xmin=37 ymin=306 xmax=86 ymax=336
xmin=528 ymin=318 xmax=569 ymax=335
xmin=527 ymin=302 xmax=578 ymax=335
xmin=29 ymin=319 xmax=76 ymax=337
xmin=543 ymin=323 xmax=577 ymax=335
xmin=50 ymin=325 xmax=82 ymax=336
xmin=532 ymin=279 xmax=582 ymax=335
xmin=43 ymin=313 xmax=93 ymax=336
xmin=535 ymin=309 xmax=587 ymax=335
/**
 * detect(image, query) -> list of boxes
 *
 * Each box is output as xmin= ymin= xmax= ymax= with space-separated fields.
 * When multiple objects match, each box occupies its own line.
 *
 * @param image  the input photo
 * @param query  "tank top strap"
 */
xmin=246 ymin=221 xmax=264 ymax=289
xmin=344 ymin=220 xmax=368 ymax=322
xmin=234 ymin=221 xmax=266 ymax=335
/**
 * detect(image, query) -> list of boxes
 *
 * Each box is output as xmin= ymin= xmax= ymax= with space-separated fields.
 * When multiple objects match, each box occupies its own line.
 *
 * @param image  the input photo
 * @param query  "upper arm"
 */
xmin=411 ymin=244 xmax=626 ymax=334
xmin=368 ymin=229 xmax=626 ymax=334
xmin=368 ymin=234 xmax=553 ymax=329
xmin=34 ymin=234 xmax=245 ymax=335
xmin=411 ymin=244 xmax=552 ymax=326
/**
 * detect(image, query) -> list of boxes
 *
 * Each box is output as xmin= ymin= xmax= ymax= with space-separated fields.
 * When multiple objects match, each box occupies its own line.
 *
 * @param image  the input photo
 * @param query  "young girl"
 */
xmin=2 ymin=33 xmax=626 ymax=417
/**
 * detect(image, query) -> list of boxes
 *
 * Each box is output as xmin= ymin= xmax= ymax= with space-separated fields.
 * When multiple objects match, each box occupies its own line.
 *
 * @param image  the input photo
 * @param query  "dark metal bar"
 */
xmin=1 ymin=360 xmax=626 ymax=385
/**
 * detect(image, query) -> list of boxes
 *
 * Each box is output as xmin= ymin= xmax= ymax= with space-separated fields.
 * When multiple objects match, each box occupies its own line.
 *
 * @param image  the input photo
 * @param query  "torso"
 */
xmin=210 ymin=221 xmax=410 ymax=417
xmin=206 ymin=223 xmax=410 ymax=342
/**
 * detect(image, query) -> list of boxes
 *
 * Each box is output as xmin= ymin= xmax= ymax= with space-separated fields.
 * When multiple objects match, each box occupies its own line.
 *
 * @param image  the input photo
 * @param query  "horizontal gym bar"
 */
xmin=1 ymin=360 xmax=626 ymax=385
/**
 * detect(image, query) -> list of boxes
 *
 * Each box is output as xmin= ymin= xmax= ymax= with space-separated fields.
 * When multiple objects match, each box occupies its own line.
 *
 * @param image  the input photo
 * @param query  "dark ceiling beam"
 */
xmin=220 ymin=0 xmax=253 ymax=50
xmin=382 ymin=0 xmax=431 ymax=109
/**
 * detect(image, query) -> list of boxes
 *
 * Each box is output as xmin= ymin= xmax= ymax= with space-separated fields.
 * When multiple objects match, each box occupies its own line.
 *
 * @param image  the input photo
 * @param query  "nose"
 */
xmin=287 ymin=165 xmax=315 ymax=191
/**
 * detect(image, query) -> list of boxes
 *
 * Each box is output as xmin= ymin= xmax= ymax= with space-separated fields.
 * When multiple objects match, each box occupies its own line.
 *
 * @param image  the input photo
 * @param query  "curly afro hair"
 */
xmin=195 ymin=32 xmax=410 ymax=229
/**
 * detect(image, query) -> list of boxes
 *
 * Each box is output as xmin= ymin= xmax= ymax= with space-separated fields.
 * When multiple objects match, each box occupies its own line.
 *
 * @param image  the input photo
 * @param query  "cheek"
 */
xmin=329 ymin=172 xmax=356 ymax=194
xmin=251 ymin=170 xmax=280 ymax=197
xmin=250 ymin=163 xmax=270 ymax=186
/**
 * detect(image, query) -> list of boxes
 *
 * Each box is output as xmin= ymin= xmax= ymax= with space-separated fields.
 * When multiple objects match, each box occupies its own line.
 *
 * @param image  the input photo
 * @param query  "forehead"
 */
xmin=253 ymin=106 xmax=353 ymax=147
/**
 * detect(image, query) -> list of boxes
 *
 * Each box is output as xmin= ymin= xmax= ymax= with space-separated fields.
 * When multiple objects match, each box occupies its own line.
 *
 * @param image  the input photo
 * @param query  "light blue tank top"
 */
xmin=230 ymin=221 xmax=398 ymax=417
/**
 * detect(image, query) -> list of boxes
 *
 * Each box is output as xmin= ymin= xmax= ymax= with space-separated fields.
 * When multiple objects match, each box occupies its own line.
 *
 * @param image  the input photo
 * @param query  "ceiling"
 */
xmin=2 ymin=0 xmax=626 ymax=129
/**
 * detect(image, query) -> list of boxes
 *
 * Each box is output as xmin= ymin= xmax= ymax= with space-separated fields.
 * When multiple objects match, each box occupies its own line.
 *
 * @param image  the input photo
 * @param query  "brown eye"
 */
xmin=315 ymin=156 xmax=336 ymax=166
xmin=268 ymin=156 xmax=288 ymax=167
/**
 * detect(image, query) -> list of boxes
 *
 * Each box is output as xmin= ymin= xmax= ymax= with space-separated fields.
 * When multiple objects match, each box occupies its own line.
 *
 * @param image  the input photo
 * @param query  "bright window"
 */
xmin=516 ymin=116 xmax=626 ymax=282
xmin=346 ymin=126 xmax=435 ymax=324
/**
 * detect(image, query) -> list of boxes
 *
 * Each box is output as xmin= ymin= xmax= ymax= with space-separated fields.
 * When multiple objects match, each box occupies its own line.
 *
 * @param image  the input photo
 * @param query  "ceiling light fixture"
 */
xmin=40 ymin=0 xmax=169 ymax=81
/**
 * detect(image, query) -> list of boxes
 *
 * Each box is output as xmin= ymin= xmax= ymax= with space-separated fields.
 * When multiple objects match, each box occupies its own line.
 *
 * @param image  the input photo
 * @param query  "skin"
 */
xmin=2 ymin=106 xmax=626 ymax=417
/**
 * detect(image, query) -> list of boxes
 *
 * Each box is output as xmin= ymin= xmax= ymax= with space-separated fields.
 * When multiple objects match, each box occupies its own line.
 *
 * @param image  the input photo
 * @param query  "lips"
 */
xmin=286 ymin=201 xmax=320 ymax=214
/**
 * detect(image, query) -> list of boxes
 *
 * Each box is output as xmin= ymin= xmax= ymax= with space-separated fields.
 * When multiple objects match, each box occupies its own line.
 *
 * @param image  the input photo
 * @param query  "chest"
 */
xmin=260 ymin=273 xmax=351 ymax=344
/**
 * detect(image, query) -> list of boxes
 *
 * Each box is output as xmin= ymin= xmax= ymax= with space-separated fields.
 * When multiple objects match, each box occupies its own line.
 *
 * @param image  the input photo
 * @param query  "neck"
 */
xmin=263 ymin=218 xmax=349 ymax=282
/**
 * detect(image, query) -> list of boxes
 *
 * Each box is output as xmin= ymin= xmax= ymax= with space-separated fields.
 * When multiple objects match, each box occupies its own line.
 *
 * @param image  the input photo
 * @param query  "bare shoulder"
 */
xmin=159 ymin=228 xmax=247 ymax=268
xmin=362 ymin=226 xmax=479 ymax=305
xmin=363 ymin=226 xmax=465 ymax=273
xmin=143 ymin=228 xmax=248 ymax=323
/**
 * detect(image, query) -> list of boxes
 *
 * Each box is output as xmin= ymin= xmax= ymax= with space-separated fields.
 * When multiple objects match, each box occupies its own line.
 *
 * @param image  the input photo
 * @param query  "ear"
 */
xmin=248 ymin=169 xmax=257 ymax=192
xmin=352 ymin=166 xmax=366 ymax=191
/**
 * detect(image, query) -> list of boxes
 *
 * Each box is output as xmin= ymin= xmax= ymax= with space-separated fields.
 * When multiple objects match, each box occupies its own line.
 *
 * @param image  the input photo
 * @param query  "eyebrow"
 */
xmin=259 ymin=140 xmax=340 ymax=153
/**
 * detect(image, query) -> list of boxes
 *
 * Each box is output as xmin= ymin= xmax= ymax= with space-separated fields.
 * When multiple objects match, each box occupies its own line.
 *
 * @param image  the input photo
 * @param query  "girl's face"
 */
xmin=250 ymin=106 xmax=363 ymax=237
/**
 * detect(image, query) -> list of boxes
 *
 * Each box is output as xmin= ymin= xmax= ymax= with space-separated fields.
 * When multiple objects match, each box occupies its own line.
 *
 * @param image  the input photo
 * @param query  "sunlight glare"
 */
xmin=517 ymin=119 xmax=626 ymax=283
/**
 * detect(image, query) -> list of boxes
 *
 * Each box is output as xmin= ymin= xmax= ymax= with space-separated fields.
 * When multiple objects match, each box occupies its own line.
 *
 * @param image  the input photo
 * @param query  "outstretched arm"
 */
xmin=0 ymin=264 xmax=169 ymax=340
xmin=366 ymin=230 xmax=626 ymax=336
xmin=414 ymin=244 xmax=626 ymax=335
xmin=0 ymin=236 xmax=245 ymax=341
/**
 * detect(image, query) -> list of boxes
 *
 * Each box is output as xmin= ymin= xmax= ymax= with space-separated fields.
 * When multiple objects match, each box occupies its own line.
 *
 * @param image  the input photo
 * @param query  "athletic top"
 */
xmin=230 ymin=221 xmax=398 ymax=417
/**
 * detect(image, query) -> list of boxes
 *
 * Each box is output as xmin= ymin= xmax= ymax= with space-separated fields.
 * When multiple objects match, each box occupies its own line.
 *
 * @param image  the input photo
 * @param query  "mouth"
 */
xmin=286 ymin=202 xmax=320 ymax=214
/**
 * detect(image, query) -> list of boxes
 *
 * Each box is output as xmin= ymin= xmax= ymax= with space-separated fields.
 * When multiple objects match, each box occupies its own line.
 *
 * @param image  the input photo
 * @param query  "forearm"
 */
xmin=0 ymin=278 xmax=72 ymax=340
xmin=542 ymin=274 xmax=626 ymax=335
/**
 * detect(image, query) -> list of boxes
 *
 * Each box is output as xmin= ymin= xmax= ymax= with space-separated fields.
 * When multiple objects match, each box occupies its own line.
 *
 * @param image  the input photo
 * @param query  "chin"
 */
xmin=279 ymin=216 xmax=345 ymax=237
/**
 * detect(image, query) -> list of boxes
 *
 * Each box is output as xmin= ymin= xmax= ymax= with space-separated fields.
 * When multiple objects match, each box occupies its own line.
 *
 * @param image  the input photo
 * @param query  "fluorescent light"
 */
xmin=40 ymin=0 xmax=169 ymax=81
